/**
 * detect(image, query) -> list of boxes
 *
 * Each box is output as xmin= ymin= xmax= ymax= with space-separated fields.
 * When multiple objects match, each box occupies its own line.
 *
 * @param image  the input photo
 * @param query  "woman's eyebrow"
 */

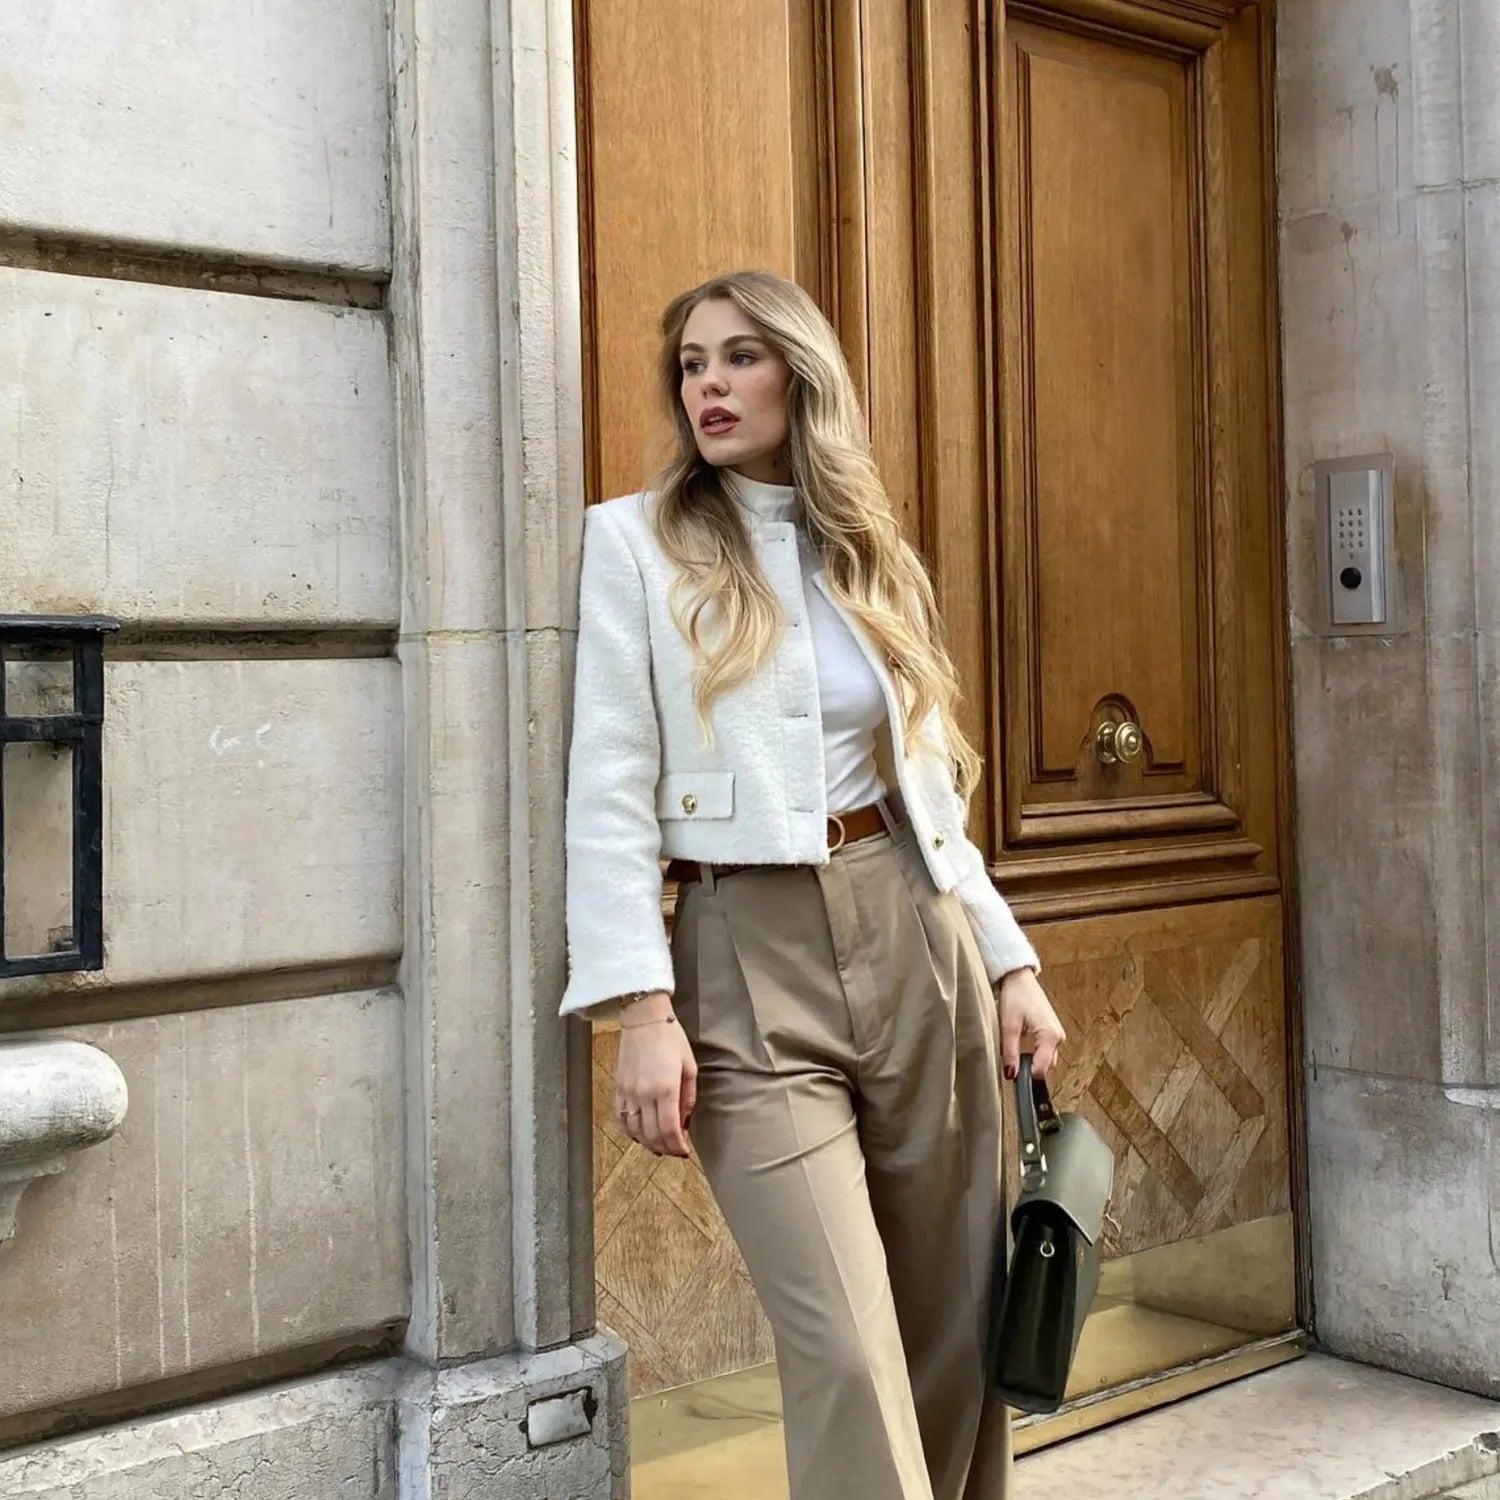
xmin=679 ymin=334 xmax=764 ymax=355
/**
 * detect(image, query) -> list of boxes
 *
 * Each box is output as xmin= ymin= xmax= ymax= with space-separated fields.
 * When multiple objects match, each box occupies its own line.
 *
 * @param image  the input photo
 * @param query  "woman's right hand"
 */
xmin=614 ymin=991 xmax=698 ymax=1158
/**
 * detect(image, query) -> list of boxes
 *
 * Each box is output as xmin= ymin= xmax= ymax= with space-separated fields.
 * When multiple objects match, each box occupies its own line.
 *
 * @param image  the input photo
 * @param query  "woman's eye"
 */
xmin=681 ymin=359 xmax=704 ymax=375
xmin=731 ymin=350 xmax=756 ymax=366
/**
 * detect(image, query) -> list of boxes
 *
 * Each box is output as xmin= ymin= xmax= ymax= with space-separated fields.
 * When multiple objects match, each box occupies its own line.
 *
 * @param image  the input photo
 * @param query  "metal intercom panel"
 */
xmin=1313 ymin=455 xmax=1396 ymax=633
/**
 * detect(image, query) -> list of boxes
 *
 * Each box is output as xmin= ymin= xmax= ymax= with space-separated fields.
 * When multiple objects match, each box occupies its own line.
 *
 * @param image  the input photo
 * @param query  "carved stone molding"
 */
xmin=0 ymin=1039 xmax=128 ymax=1248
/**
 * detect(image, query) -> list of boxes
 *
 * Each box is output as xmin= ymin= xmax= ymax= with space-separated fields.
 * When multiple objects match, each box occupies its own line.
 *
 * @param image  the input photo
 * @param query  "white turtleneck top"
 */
xmin=724 ymin=470 xmax=889 ymax=815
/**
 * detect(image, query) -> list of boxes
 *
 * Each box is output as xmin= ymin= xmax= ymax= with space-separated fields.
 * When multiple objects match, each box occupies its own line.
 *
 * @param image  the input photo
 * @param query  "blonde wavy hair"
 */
xmin=651 ymin=270 xmax=983 ymax=806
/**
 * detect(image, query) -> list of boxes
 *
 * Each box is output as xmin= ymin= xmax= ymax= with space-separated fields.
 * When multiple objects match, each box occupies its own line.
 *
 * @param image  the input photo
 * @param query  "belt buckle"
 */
xmin=827 ymin=813 xmax=846 ymax=852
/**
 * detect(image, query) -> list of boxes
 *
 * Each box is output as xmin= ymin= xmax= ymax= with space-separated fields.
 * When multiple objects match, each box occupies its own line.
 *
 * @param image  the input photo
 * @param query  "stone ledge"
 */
xmin=1441 ymin=1477 xmax=1500 ymax=1500
xmin=0 ymin=1041 xmax=127 ymax=1246
xmin=0 ymin=1338 xmax=631 ymax=1499
xmin=1357 ymin=1437 xmax=1500 ymax=1499
xmin=0 ymin=1365 xmax=399 ymax=1498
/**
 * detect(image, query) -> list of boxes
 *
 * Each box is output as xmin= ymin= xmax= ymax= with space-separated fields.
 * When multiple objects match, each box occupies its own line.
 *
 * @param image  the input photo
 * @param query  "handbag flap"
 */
xmin=1011 ymin=1112 xmax=1115 ymax=1246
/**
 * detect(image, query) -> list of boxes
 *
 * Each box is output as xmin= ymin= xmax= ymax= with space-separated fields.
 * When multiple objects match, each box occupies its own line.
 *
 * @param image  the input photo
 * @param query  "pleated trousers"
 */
xmin=670 ymin=806 xmax=1012 ymax=1500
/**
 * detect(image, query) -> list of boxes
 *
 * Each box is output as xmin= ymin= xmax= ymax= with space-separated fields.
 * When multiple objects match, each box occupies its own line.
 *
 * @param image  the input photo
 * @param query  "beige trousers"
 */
xmin=670 ymin=807 xmax=1011 ymax=1500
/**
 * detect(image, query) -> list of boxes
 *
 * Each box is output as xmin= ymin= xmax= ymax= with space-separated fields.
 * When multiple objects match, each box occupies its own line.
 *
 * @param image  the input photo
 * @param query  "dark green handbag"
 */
xmin=987 ymin=1054 xmax=1115 ymax=1413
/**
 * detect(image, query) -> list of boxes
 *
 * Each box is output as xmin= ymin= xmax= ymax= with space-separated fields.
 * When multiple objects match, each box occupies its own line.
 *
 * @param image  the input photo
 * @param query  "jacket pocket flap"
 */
xmin=657 ymin=770 xmax=735 ymax=821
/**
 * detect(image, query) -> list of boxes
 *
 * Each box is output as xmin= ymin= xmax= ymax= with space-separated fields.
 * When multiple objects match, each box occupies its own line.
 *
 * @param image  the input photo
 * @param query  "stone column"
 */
xmin=1279 ymin=0 xmax=1500 ymax=1395
xmin=392 ymin=0 xmax=626 ymax=1490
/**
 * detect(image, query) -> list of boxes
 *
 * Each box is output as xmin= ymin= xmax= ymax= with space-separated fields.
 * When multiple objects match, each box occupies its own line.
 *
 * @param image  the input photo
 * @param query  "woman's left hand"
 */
xmin=997 ymin=968 xmax=1067 ymax=1081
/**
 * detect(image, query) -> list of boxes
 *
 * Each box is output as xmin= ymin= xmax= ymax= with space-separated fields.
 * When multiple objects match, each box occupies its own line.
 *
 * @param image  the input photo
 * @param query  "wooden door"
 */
xmin=575 ymin=0 xmax=832 ymax=506
xmin=986 ymin=0 xmax=1299 ymax=1385
xmin=576 ymin=0 xmax=828 ymax=1396
xmin=577 ymin=0 xmax=1300 ymax=1417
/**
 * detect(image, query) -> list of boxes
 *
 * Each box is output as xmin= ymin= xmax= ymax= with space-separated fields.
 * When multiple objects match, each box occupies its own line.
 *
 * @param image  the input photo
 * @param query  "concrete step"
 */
xmin=1440 ymin=1479 xmax=1500 ymax=1499
xmin=1018 ymin=1353 xmax=1500 ymax=1500
xmin=1359 ymin=1443 xmax=1500 ymax=1500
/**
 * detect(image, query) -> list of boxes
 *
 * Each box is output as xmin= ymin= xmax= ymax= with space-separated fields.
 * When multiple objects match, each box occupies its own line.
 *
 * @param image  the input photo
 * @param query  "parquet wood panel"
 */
xmin=592 ymin=1027 xmax=774 ymax=1397
xmin=594 ymin=898 xmax=1288 ymax=1393
xmin=1025 ymin=897 xmax=1290 ymax=1257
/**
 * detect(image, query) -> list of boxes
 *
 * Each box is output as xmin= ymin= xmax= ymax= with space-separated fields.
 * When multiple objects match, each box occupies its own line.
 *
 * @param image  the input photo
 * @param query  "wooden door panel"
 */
xmin=598 ymin=895 xmax=1294 ymax=1391
xmin=577 ymin=0 xmax=829 ymax=504
xmin=1023 ymin=37 xmax=1199 ymax=796
xmin=1026 ymin=897 xmax=1290 ymax=1257
xmin=995 ymin=1 xmax=1278 ymax=910
xmin=579 ymin=0 xmax=832 ymax=1398
xmin=593 ymin=1028 xmax=773 ymax=1396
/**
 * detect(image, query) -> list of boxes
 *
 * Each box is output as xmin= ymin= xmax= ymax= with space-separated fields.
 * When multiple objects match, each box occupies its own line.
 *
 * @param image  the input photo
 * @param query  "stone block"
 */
xmin=1 ymin=269 xmax=398 ymax=628
xmin=0 ymin=1366 xmax=397 ymax=1498
xmin=2 ymin=660 xmax=401 ymax=999
xmin=1467 ymin=183 xmax=1500 ymax=639
xmin=397 ymin=1335 xmax=630 ymax=1500
xmin=1406 ymin=0 xmax=1463 ymax=191
xmin=0 ymin=0 xmax=389 ymax=271
xmin=505 ymin=626 xmax=580 ymax=1348
xmin=1276 ymin=0 xmax=1414 ymax=217
xmin=503 ymin=0 xmax=585 ymax=639
xmin=1481 ymin=633 xmax=1500 ymax=1083
xmin=1462 ymin=0 xmax=1500 ymax=182
xmin=1413 ymin=185 xmax=1481 ymax=639
xmin=1291 ymin=634 xmax=1484 ymax=1084
xmin=1279 ymin=183 xmax=1494 ymax=636
xmin=1306 ymin=1067 xmax=1500 ymax=1397
xmin=390 ymin=0 xmax=505 ymax=638
xmin=1279 ymin=187 xmax=1430 ymax=635
xmin=401 ymin=633 xmax=515 ymax=1360
xmin=0 ymin=993 xmax=406 ymax=1421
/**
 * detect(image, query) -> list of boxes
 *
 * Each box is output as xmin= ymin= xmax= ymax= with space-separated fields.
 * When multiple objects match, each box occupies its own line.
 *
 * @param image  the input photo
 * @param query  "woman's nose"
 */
xmin=701 ymin=364 xmax=729 ymax=396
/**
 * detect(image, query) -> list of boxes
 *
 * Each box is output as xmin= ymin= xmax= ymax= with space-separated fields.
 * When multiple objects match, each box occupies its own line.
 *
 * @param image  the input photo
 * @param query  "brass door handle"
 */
xmin=1096 ymin=719 xmax=1144 ymax=765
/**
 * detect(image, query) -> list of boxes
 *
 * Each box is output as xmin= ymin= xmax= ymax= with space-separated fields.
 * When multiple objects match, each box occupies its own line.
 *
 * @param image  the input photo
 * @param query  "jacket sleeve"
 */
xmin=559 ymin=502 xmax=673 ymax=1021
xmin=921 ymin=710 xmax=1040 ymax=984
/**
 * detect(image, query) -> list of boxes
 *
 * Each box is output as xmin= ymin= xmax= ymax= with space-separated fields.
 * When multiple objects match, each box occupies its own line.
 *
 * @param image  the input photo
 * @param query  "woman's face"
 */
xmin=678 ymin=298 xmax=793 ymax=485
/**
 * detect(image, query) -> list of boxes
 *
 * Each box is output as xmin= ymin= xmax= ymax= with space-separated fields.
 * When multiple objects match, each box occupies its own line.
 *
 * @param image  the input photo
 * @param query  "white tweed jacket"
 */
xmin=559 ymin=485 xmax=1040 ymax=1019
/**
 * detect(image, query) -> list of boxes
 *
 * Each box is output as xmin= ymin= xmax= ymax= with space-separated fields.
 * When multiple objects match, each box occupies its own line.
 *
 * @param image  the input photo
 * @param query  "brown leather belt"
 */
xmin=666 ymin=799 xmax=893 ymax=887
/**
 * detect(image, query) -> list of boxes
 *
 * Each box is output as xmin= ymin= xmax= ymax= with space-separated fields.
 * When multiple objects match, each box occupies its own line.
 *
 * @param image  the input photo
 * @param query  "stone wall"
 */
xmin=0 ymin=0 xmax=624 ymax=1491
xmin=0 ymin=0 xmax=407 ymax=1449
xmin=1279 ymin=0 xmax=1500 ymax=1395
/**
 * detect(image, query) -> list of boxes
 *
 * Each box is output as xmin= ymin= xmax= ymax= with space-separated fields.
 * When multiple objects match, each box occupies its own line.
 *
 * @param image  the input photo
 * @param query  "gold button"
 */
xmin=681 ymin=793 xmax=698 ymax=815
xmin=934 ymin=833 xmax=946 ymax=849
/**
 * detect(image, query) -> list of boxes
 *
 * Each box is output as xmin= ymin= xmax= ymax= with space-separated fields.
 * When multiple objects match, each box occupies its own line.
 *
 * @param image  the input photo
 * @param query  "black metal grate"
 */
xmin=0 ymin=615 xmax=119 ymax=979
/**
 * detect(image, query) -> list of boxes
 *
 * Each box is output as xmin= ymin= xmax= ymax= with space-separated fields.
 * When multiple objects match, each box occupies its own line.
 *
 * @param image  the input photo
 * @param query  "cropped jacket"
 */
xmin=560 ymin=490 xmax=1039 ymax=1019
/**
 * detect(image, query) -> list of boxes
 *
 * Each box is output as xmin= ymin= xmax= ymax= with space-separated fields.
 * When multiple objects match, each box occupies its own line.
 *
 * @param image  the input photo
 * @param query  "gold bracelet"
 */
xmin=621 ymin=1015 xmax=678 ymax=1031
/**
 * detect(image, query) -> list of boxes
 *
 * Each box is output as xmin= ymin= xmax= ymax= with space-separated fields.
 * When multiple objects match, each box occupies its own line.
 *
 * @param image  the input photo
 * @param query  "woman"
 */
xmin=561 ymin=270 xmax=1065 ymax=1500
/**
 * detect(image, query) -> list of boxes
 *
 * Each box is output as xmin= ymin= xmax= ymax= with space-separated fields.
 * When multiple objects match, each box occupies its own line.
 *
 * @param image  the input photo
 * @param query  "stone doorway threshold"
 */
xmin=1019 ymin=1353 xmax=1499 ymax=1499
xmin=632 ymin=1352 xmax=1498 ymax=1498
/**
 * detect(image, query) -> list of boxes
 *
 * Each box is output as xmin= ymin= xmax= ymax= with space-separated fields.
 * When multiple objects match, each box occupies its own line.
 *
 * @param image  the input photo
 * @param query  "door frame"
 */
xmin=566 ymin=0 xmax=1312 ymax=1439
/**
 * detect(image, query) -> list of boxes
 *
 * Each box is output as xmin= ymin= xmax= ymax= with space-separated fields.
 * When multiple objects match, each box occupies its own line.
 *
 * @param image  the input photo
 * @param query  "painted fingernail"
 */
xmin=1004 ymin=1064 xmax=1017 ymax=1081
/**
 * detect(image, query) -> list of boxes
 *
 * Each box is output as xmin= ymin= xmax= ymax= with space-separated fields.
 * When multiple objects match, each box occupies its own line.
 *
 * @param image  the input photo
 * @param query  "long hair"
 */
xmin=651 ymin=269 xmax=983 ymax=806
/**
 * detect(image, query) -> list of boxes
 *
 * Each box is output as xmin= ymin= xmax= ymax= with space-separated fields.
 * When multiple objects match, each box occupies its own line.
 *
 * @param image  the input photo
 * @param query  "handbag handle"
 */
xmin=1016 ymin=1054 xmax=1061 ymax=1189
